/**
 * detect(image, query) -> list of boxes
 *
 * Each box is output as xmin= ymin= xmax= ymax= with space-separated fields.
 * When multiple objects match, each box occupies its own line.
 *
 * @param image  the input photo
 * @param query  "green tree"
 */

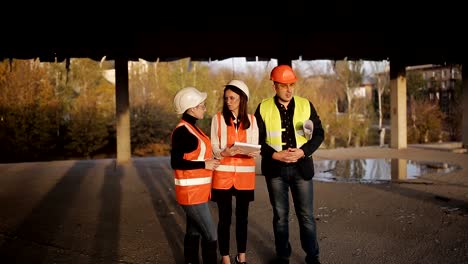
xmin=406 ymin=70 xmax=426 ymax=100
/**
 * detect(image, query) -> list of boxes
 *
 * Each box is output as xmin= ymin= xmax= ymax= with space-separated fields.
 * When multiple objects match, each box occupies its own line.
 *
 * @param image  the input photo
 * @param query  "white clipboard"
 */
xmin=232 ymin=142 xmax=261 ymax=155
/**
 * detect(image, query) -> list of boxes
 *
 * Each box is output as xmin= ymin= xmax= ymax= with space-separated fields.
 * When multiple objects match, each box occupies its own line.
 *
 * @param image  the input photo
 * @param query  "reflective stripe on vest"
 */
xmin=212 ymin=113 xmax=256 ymax=190
xmin=172 ymin=120 xmax=213 ymax=205
xmin=175 ymin=176 xmax=212 ymax=186
xmin=215 ymin=164 xmax=256 ymax=173
xmin=259 ymin=96 xmax=310 ymax=151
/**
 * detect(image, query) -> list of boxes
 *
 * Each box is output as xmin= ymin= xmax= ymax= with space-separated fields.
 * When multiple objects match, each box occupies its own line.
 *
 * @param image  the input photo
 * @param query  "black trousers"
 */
xmin=215 ymin=189 xmax=251 ymax=256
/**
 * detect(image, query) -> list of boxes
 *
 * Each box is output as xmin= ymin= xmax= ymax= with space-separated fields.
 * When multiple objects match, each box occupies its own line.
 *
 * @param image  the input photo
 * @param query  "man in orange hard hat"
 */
xmin=254 ymin=65 xmax=324 ymax=264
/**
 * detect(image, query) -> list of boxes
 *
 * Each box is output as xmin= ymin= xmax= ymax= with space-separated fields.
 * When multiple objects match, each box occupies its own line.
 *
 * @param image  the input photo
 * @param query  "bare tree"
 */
xmin=370 ymin=60 xmax=390 ymax=146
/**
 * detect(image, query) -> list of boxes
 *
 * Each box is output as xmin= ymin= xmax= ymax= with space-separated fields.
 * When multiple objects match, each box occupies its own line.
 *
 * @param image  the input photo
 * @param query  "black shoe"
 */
xmin=274 ymin=257 xmax=289 ymax=264
xmin=305 ymin=256 xmax=321 ymax=264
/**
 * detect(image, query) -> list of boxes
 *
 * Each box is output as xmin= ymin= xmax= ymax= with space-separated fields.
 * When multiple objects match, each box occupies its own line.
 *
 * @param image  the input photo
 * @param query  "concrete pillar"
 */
xmin=391 ymin=159 xmax=407 ymax=180
xmin=390 ymin=61 xmax=407 ymax=149
xmin=462 ymin=63 xmax=468 ymax=148
xmin=115 ymin=58 xmax=131 ymax=164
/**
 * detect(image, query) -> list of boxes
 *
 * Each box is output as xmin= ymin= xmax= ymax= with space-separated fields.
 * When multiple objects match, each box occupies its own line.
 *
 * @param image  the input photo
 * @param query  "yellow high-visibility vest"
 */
xmin=259 ymin=96 xmax=310 ymax=151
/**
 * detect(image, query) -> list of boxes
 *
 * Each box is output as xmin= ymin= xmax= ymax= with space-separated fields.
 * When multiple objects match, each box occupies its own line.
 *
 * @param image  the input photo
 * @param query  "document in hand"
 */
xmin=232 ymin=142 xmax=261 ymax=155
xmin=303 ymin=120 xmax=314 ymax=140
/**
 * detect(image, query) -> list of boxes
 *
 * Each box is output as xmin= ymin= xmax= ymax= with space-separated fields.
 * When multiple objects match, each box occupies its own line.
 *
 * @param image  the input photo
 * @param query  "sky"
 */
xmin=203 ymin=57 xmax=383 ymax=77
xmin=204 ymin=57 xmax=332 ymax=75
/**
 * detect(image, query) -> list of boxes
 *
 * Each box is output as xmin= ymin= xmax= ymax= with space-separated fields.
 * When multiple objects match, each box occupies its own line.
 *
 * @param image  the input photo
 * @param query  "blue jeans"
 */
xmin=181 ymin=202 xmax=217 ymax=242
xmin=265 ymin=166 xmax=319 ymax=260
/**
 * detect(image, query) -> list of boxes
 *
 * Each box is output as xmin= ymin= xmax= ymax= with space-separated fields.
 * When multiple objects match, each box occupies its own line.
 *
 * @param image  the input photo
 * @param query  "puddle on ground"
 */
xmin=313 ymin=159 xmax=462 ymax=183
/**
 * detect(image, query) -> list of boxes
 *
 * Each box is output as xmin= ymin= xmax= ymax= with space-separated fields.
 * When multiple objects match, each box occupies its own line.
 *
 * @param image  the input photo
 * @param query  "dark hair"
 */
xmin=222 ymin=85 xmax=251 ymax=129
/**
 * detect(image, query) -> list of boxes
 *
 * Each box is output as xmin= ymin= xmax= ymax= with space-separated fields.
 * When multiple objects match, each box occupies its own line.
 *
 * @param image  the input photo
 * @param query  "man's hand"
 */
xmin=272 ymin=148 xmax=304 ymax=163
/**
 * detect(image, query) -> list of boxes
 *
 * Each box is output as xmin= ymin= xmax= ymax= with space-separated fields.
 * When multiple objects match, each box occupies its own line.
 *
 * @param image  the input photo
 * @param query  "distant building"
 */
xmin=406 ymin=64 xmax=462 ymax=115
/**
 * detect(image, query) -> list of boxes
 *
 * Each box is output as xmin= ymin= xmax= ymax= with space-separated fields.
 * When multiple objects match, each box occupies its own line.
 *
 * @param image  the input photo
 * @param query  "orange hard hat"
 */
xmin=270 ymin=65 xmax=297 ymax=84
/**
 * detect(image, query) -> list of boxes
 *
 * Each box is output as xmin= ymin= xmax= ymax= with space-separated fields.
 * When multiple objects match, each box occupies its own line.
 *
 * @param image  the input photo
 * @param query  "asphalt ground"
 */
xmin=0 ymin=146 xmax=467 ymax=264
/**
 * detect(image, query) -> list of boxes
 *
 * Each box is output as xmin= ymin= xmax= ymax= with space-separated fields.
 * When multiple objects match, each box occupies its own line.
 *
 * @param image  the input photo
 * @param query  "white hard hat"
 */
xmin=226 ymin=80 xmax=249 ymax=100
xmin=173 ymin=87 xmax=207 ymax=114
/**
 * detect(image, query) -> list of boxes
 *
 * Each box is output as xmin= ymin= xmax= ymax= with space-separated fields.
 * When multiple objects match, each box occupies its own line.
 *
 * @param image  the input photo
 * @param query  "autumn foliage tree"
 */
xmin=0 ymin=59 xmax=61 ymax=162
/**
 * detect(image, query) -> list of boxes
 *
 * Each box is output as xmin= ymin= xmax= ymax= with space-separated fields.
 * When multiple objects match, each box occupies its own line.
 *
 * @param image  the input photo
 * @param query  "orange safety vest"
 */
xmin=212 ymin=113 xmax=256 ymax=190
xmin=172 ymin=120 xmax=213 ymax=205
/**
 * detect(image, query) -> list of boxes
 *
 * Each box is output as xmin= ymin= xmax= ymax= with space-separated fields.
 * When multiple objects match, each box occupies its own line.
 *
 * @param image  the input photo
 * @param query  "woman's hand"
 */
xmin=247 ymin=150 xmax=260 ymax=158
xmin=205 ymin=158 xmax=220 ymax=170
xmin=221 ymin=146 xmax=243 ymax=157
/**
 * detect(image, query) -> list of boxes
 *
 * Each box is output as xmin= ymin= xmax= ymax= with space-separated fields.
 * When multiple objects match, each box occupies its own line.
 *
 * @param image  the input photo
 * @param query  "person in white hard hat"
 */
xmin=171 ymin=86 xmax=220 ymax=264
xmin=210 ymin=80 xmax=259 ymax=264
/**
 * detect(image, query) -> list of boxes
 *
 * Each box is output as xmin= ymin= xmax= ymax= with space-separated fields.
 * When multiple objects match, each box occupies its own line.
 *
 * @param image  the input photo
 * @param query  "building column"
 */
xmin=462 ymin=63 xmax=468 ymax=148
xmin=390 ymin=61 xmax=407 ymax=149
xmin=115 ymin=57 xmax=131 ymax=164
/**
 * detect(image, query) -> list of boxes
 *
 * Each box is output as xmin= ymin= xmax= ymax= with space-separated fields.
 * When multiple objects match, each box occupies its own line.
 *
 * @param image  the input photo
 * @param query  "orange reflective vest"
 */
xmin=212 ymin=112 xmax=256 ymax=190
xmin=173 ymin=120 xmax=213 ymax=205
